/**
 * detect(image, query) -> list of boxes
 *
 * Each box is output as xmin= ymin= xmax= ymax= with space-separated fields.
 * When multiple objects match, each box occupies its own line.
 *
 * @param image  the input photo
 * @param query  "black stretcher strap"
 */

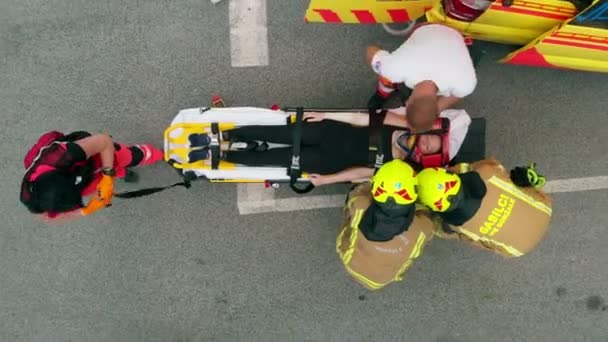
xmin=113 ymin=159 xmax=193 ymax=199
xmin=289 ymin=107 xmax=315 ymax=194
xmin=113 ymin=181 xmax=191 ymax=199
xmin=211 ymin=123 xmax=220 ymax=170
xmin=368 ymin=109 xmax=388 ymax=172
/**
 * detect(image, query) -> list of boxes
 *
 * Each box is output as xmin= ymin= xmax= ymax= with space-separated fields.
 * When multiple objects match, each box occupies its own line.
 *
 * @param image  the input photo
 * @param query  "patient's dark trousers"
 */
xmin=224 ymin=121 xmax=371 ymax=174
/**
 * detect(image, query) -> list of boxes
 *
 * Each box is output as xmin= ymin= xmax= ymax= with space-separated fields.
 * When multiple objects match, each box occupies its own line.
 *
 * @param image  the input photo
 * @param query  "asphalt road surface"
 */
xmin=1 ymin=1 xmax=607 ymax=341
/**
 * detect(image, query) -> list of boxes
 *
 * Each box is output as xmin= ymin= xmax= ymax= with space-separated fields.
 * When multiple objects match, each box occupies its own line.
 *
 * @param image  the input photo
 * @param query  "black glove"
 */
xmin=510 ymin=163 xmax=546 ymax=189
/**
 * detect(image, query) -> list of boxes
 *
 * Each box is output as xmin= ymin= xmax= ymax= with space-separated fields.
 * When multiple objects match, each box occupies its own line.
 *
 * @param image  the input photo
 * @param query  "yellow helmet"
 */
xmin=371 ymin=160 xmax=418 ymax=205
xmin=416 ymin=167 xmax=462 ymax=212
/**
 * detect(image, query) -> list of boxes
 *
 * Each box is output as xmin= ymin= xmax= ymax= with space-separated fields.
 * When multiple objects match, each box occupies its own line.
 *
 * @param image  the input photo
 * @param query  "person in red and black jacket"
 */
xmin=20 ymin=131 xmax=163 ymax=219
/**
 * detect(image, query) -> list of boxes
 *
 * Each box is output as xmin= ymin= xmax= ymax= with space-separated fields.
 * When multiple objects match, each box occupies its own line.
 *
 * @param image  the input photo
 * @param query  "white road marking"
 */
xmin=544 ymin=176 xmax=608 ymax=193
xmin=237 ymin=183 xmax=273 ymax=202
xmin=236 ymin=183 xmax=346 ymax=215
xmin=237 ymin=176 xmax=608 ymax=215
xmin=229 ymin=0 xmax=269 ymax=67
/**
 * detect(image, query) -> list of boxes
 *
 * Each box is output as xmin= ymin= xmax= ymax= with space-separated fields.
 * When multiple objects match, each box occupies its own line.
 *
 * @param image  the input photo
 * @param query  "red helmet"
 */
xmin=398 ymin=117 xmax=451 ymax=168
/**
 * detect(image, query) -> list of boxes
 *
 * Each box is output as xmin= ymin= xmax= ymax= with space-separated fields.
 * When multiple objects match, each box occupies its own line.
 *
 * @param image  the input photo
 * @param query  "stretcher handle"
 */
xmin=167 ymin=158 xmax=185 ymax=170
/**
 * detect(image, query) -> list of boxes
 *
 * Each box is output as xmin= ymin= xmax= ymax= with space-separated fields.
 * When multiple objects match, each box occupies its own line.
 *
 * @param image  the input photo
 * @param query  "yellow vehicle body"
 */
xmin=425 ymin=0 xmax=577 ymax=45
xmin=501 ymin=1 xmax=608 ymax=72
xmin=305 ymin=0 xmax=608 ymax=73
xmin=304 ymin=0 xmax=435 ymax=24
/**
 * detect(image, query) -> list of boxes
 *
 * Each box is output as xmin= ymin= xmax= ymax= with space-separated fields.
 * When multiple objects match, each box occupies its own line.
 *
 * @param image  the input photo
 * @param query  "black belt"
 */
xmin=210 ymin=123 xmax=220 ymax=170
xmin=368 ymin=108 xmax=388 ymax=172
xmin=289 ymin=107 xmax=315 ymax=194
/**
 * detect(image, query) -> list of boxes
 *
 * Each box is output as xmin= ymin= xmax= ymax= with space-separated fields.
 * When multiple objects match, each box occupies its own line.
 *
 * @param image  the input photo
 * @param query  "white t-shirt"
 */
xmin=390 ymin=107 xmax=471 ymax=159
xmin=371 ymin=24 xmax=477 ymax=98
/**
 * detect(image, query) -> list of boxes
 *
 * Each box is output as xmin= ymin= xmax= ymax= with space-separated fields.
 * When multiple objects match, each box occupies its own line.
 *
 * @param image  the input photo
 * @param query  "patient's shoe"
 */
xmin=188 ymin=148 xmax=210 ymax=162
xmin=189 ymin=133 xmax=211 ymax=147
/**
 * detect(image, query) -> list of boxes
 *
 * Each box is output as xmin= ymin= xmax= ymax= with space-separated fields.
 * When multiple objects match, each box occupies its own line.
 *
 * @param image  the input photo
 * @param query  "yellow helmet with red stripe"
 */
xmin=416 ymin=167 xmax=462 ymax=212
xmin=371 ymin=160 xmax=418 ymax=205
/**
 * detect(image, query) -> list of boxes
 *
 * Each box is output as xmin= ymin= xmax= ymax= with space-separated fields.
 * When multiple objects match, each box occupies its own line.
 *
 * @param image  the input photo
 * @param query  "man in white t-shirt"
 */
xmin=366 ymin=24 xmax=477 ymax=132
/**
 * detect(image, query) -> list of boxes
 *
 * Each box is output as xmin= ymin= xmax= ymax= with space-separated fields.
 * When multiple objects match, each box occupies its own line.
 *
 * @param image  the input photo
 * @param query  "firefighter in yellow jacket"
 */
xmin=416 ymin=158 xmax=553 ymax=258
xmin=336 ymin=160 xmax=437 ymax=290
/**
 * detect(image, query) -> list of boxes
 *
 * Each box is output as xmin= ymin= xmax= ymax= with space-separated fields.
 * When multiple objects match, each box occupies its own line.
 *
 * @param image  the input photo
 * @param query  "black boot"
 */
xmin=367 ymin=92 xmax=385 ymax=110
xmin=188 ymin=148 xmax=210 ymax=162
xmin=467 ymin=43 xmax=485 ymax=68
xmin=123 ymin=170 xmax=139 ymax=183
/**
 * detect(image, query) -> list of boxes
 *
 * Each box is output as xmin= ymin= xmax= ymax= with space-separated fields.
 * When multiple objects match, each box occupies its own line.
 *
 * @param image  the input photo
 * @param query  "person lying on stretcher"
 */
xmin=187 ymin=108 xmax=471 ymax=186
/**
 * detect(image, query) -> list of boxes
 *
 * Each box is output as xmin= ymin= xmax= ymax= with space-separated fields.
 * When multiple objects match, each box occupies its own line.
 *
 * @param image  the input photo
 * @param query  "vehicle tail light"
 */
xmin=443 ymin=0 xmax=494 ymax=21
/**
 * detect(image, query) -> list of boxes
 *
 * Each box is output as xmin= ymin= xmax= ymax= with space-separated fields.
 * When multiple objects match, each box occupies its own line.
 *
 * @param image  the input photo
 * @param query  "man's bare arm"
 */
xmin=320 ymin=167 xmax=375 ymax=185
xmin=382 ymin=112 xmax=410 ymax=128
xmin=305 ymin=110 xmax=411 ymax=128
xmin=366 ymin=45 xmax=381 ymax=67
xmin=305 ymin=112 xmax=368 ymax=126
xmin=329 ymin=111 xmax=410 ymax=128
xmin=437 ymin=96 xmax=462 ymax=112
xmin=75 ymin=134 xmax=115 ymax=169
